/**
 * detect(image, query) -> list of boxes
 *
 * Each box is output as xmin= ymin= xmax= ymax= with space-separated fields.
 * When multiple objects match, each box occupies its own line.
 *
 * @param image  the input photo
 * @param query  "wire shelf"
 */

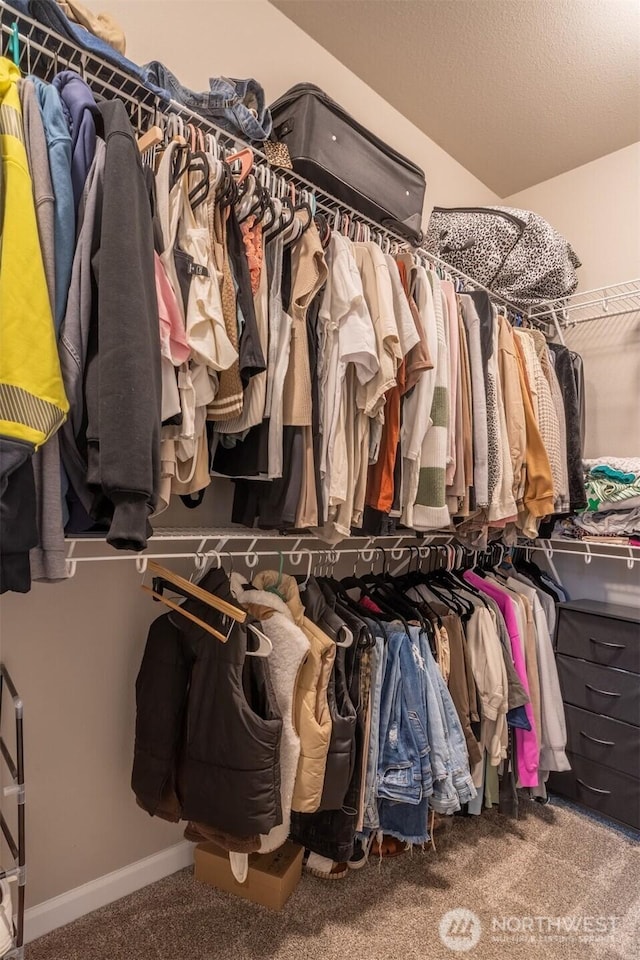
xmin=1 ymin=0 xmax=535 ymax=320
xmin=530 ymin=279 xmax=640 ymax=328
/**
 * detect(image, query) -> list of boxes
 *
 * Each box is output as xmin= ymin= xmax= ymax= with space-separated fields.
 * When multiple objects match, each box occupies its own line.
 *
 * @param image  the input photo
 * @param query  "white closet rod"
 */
xmin=520 ymin=539 xmax=639 ymax=570
xmin=61 ymin=535 xmax=640 ymax=577
xmin=62 ymin=538 xmax=455 ymax=578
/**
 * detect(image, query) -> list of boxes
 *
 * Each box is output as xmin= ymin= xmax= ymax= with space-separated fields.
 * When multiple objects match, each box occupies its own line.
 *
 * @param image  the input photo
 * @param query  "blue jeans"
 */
xmin=377 ymin=628 xmax=431 ymax=845
xmin=142 ymin=61 xmax=272 ymax=141
xmin=427 ymin=648 xmax=477 ymax=805
xmin=416 ymin=627 xmax=477 ymax=810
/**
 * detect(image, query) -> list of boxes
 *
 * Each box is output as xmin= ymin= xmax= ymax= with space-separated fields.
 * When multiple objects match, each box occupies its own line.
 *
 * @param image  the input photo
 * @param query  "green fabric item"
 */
xmin=416 ymin=465 xmax=446 ymax=507
xmin=583 ymin=473 xmax=640 ymax=511
xmin=430 ymin=385 xmax=448 ymax=429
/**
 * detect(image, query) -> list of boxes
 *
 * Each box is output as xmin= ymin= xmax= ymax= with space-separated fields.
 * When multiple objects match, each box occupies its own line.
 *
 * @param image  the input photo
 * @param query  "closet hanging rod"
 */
xmin=0 ymin=0 xmax=532 ymax=321
xmin=518 ymin=539 xmax=639 ymax=569
xmin=60 ymin=537 xmax=640 ymax=575
xmin=62 ymin=539 xmax=455 ymax=570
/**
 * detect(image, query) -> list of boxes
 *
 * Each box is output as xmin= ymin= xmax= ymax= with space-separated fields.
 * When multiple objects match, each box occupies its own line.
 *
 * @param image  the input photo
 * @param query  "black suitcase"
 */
xmin=270 ymin=84 xmax=426 ymax=243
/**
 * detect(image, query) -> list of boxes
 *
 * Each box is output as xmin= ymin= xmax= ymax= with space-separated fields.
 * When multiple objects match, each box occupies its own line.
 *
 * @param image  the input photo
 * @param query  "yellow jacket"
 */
xmin=0 ymin=57 xmax=68 ymax=449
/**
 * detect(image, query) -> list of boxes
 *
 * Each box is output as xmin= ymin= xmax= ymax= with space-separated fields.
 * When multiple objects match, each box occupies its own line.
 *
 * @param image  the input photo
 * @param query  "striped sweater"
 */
xmin=413 ymin=273 xmax=450 ymax=530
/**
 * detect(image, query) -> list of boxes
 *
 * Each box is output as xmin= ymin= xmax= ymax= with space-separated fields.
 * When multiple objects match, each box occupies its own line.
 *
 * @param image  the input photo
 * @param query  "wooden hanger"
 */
xmin=137 ymin=125 xmax=164 ymax=154
xmin=141 ymin=560 xmax=247 ymax=644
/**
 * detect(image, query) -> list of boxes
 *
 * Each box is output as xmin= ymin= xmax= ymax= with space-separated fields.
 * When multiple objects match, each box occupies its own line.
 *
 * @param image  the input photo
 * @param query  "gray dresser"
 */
xmin=549 ymin=599 xmax=640 ymax=830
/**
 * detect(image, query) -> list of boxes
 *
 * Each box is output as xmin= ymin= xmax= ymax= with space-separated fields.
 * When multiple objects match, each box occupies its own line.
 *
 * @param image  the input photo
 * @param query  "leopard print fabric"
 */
xmin=426 ymin=206 xmax=581 ymax=308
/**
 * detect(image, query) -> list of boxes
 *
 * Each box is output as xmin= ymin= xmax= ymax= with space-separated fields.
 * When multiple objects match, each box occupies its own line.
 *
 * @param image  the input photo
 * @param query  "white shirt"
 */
xmin=318 ymin=234 xmax=378 ymax=521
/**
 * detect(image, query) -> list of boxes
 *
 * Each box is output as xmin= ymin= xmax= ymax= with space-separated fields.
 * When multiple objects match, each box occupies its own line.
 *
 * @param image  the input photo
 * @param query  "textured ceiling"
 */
xmin=270 ymin=0 xmax=640 ymax=196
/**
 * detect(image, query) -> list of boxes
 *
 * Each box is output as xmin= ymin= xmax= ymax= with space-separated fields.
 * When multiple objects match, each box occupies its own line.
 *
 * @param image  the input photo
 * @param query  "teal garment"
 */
xmin=590 ymin=464 xmax=636 ymax=484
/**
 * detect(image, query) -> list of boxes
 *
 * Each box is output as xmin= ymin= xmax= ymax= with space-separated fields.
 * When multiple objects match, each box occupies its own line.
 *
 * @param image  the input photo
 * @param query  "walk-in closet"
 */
xmin=0 ymin=2 xmax=639 ymax=959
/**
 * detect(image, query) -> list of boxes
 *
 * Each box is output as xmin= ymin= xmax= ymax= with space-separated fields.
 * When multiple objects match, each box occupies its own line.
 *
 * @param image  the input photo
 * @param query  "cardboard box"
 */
xmin=194 ymin=840 xmax=304 ymax=910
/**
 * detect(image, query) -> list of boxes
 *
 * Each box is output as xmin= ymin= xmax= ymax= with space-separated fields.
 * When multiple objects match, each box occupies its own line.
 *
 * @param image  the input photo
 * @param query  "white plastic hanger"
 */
xmin=245 ymin=624 xmax=273 ymax=658
xmin=335 ymin=625 xmax=354 ymax=648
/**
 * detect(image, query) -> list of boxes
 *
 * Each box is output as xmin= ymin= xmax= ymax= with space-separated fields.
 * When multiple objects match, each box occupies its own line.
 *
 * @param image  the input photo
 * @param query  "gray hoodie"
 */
xmin=58 ymin=137 xmax=106 ymax=519
xmin=20 ymin=78 xmax=66 ymax=582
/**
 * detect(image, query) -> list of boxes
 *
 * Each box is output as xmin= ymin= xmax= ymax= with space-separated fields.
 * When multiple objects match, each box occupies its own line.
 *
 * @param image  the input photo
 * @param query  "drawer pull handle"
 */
xmin=585 ymin=683 xmax=621 ymax=698
xmin=579 ymin=730 xmax=615 ymax=747
xmin=576 ymin=778 xmax=611 ymax=796
xmin=589 ymin=637 xmax=625 ymax=650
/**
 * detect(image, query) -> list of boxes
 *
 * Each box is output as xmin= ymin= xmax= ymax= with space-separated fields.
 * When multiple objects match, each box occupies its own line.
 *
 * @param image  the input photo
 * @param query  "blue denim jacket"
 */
xmin=415 ymin=628 xmax=477 ymax=812
xmin=142 ymin=62 xmax=272 ymax=142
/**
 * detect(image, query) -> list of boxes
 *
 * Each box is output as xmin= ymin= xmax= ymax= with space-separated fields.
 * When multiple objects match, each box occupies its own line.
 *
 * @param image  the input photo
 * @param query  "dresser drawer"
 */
xmin=556 ymin=609 xmax=640 ymax=674
xmin=557 ymin=656 xmax=640 ymax=726
xmin=564 ymin=704 xmax=640 ymax=777
xmin=549 ymin=753 xmax=640 ymax=830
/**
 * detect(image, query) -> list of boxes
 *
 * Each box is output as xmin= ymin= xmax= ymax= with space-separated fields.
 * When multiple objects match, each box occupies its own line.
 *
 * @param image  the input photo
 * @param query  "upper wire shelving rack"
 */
xmin=531 ymin=279 xmax=640 ymax=330
xmin=0 ymin=0 xmax=533 ymax=321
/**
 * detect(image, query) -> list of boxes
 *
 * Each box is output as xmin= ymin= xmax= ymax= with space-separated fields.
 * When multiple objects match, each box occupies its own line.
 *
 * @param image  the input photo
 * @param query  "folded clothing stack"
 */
xmin=554 ymin=457 xmax=640 ymax=544
xmin=583 ymin=457 xmax=640 ymax=512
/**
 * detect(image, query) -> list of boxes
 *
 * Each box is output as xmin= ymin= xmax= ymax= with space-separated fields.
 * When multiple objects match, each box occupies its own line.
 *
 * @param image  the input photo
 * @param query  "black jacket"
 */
xmin=549 ymin=343 xmax=587 ymax=511
xmin=85 ymin=99 xmax=161 ymax=551
xmin=132 ymin=569 xmax=283 ymax=838
xmin=0 ymin=438 xmax=37 ymax=594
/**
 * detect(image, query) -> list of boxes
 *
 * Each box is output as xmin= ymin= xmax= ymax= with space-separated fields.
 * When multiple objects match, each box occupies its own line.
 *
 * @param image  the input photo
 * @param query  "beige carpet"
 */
xmin=29 ymin=802 xmax=639 ymax=960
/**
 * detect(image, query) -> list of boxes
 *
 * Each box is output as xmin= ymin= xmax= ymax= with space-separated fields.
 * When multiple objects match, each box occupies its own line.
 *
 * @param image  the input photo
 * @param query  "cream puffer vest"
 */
xmin=252 ymin=572 xmax=335 ymax=814
xmin=231 ymin=574 xmax=310 ymax=852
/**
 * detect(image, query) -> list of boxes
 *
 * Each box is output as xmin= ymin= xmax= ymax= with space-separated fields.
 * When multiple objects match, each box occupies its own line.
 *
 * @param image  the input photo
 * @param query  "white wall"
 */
xmin=0 ymin=0 xmax=499 ymax=915
xmin=506 ymin=144 xmax=640 ymax=459
xmin=505 ymin=143 xmax=640 ymax=292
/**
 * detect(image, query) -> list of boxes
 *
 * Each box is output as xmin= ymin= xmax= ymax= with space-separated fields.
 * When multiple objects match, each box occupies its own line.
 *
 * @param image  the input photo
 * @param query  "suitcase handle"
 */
xmin=589 ymin=637 xmax=625 ymax=650
xmin=576 ymin=778 xmax=611 ymax=796
xmin=579 ymin=730 xmax=615 ymax=747
xmin=585 ymin=683 xmax=621 ymax=698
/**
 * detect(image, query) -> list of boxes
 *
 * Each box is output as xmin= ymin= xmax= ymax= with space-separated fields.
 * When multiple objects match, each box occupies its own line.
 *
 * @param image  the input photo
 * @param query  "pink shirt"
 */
xmin=154 ymin=252 xmax=190 ymax=366
xmin=464 ymin=571 xmax=540 ymax=787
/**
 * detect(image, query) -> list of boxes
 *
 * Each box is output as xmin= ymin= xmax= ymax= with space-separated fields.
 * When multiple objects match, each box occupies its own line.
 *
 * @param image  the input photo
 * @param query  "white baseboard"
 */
xmin=25 ymin=841 xmax=194 ymax=944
